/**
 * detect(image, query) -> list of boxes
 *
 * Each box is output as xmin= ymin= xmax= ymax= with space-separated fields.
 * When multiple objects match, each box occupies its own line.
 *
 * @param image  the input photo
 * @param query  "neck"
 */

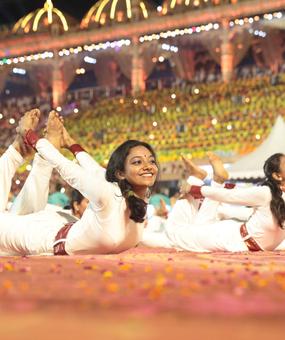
xmin=133 ymin=187 xmax=148 ymax=200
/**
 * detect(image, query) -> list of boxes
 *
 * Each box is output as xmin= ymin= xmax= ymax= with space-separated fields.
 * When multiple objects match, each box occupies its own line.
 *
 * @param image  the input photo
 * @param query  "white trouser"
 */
xmin=9 ymin=153 xmax=53 ymax=215
xmin=0 ymin=210 xmax=66 ymax=256
xmin=0 ymin=146 xmax=65 ymax=256
xmin=0 ymin=144 xmax=53 ymax=215
xmin=0 ymin=146 xmax=23 ymax=212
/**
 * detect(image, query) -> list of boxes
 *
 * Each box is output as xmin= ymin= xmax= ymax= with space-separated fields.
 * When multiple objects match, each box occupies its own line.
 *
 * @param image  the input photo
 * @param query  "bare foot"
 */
xmin=17 ymin=108 xmax=41 ymax=136
xmin=46 ymin=111 xmax=64 ymax=149
xmin=62 ymin=125 xmax=76 ymax=149
xmin=179 ymin=181 xmax=192 ymax=200
xmin=13 ymin=109 xmax=41 ymax=157
xmin=181 ymin=155 xmax=207 ymax=180
xmin=207 ymin=152 xmax=229 ymax=184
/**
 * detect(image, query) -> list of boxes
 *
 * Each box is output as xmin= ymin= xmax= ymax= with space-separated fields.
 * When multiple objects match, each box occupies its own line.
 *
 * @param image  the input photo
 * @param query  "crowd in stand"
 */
xmin=64 ymin=75 xmax=285 ymax=163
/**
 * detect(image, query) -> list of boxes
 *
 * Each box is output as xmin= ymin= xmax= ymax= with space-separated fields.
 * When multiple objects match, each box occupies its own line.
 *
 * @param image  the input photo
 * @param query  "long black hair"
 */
xmin=262 ymin=153 xmax=285 ymax=229
xmin=105 ymin=140 xmax=159 ymax=223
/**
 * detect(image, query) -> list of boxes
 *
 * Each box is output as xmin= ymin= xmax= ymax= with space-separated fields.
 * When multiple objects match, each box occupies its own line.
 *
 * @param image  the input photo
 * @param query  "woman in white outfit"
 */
xmin=142 ymin=153 xmax=285 ymax=252
xmin=0 ymin=110 xmax=159 ymax=256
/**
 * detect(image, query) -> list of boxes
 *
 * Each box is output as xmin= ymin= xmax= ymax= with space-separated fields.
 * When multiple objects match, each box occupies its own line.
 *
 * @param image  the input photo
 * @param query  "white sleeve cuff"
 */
xmin=187 ymin=176 xmax=204 ymax=186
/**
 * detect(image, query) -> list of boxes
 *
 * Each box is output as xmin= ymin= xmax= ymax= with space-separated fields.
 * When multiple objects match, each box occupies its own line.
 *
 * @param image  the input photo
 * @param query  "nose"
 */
xmin=142 ymin=161 xmax=153 ymax=170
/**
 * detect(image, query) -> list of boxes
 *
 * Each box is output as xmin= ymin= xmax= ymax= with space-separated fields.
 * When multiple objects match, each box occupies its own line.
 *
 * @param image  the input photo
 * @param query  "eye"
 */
xmin=132 ymin=160 xmax=142 ymax=165
xmin=150 ymin=159 xmax=157 ymax=165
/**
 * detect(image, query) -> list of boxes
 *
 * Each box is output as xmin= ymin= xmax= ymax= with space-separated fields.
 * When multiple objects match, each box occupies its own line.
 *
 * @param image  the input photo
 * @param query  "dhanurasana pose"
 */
xmin=0 ymin=109 xmax=158 ymax=256
xmin=142 ymin=153 xmax=285 ymax=252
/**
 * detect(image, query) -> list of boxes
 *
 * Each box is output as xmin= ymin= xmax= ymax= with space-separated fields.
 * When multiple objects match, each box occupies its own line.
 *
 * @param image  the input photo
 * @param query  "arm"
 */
xmin=0 ymin=145 xmax=23 ymax=212
xmin=217 ymin=204 xmax=254 ymax=221
xmin=9 ymin=153 xmax=53 ymax=215
xmin=75 ymin=151 xmax=105 ymax=175
xmin=189 ymin=185 xmax=271 ymax=207
xmin=62 ymin=128 xmax=105 ymax=174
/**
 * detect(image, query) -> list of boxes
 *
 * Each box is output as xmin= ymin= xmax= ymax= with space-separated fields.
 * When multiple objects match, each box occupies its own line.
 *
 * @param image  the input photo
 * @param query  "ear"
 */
xmin=272 ymin=172 xmax=282 ymax=182
xmin=115 ymin=170 xmax=125 ymax=180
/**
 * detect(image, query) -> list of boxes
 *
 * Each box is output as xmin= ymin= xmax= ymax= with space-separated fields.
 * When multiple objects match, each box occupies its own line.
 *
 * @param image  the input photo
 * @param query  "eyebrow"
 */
xmin=129 ymin=155 xmax=155 ymax=161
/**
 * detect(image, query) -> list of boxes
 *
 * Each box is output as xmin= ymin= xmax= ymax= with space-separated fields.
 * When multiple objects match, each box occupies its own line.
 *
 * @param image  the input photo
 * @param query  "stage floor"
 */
xmin=1 ymin=248 xmax=285 ymax=339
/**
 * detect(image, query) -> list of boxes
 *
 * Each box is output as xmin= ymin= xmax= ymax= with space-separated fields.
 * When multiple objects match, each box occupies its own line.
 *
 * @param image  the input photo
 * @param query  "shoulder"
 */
xmin=256 ymin=185 xmax=272 ymax=199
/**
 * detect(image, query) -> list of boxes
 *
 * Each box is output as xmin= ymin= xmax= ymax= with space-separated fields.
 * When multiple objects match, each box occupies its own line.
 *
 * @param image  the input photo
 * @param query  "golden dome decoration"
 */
xmin=81 ymin=0 xmax=153 ymax=28
xmin=161 ymin=0 xmax=239 ymax=15
xmin=13 ymin=0 xmax=71 ymax=34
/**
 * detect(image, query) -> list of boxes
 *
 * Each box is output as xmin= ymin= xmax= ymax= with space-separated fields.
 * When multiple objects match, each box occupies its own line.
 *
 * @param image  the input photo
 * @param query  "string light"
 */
xmin=139 ymin=23 xmax=219 ymax=42
xmin=13 ymin=67 xmax=26 ymax=75
xmin=140 ymin=11 xmax=283 ymax=42
xmin=0 ymin=10 xmax=283 ymax=68
xmin=0 ymin=40 xmax=130 ymax=67
xmin=76 ymin=68 xmax=86 ymax=75
xmin=161 ymin=43 xmax=178 ymax=53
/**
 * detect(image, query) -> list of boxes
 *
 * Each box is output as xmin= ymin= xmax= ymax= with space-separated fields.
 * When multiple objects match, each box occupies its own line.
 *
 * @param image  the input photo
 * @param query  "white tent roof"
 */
xmin=229 ymin=116 xmax=285 ymax=179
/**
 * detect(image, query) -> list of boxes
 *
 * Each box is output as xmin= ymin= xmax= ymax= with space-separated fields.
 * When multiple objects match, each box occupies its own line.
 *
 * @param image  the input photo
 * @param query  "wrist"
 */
xmin=189 ymin=185 xmax=204 ymax=199
xmin=24 ymin=129 xmax=39 ymax=149
xmin=68 ymin=144 xmax=85 ymax=156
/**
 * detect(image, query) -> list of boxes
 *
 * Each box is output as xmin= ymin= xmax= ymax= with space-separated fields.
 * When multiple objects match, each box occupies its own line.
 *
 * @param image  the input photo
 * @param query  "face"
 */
xmin=73 ymin=198 xmax=89 ymax=218
xmin=117 ymin=145 xmax=158 ymax=193
xmin=274 ymin=155 xmax=285 ymax=184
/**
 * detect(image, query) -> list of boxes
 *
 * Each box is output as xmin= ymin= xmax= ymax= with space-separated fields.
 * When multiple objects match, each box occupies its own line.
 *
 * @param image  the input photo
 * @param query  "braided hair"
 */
xmin=105 ymin=140 xmax=158 ymax=223
xmin=262 ymin=153 xmax=285 ymax=229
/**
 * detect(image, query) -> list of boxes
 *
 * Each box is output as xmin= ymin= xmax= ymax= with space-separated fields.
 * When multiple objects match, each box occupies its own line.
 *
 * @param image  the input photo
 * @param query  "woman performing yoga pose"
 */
xmin=0 ymin=109 xmax=158 ymax=256
xmin=142 ymin=153 xmax=285 ymax=252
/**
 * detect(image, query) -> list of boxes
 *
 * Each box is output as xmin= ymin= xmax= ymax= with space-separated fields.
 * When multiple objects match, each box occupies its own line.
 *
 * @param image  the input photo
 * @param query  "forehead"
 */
xmin=280 ymin=155 xmax=285 ymax=167
xmin=127 ymin=145 xmax=154 ymax=158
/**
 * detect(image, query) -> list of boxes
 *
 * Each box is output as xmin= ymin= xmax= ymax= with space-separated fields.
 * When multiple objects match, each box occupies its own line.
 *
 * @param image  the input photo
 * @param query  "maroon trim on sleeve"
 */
xmin=68 ymin=144 xmax=85 ymax=156
xmin=189 ymin=185 xmax=204 ymax=199
xmin=24 ymin=129 xmax=39 ymax=149
xmin=224 ymin=183 xmax=236 ymax=189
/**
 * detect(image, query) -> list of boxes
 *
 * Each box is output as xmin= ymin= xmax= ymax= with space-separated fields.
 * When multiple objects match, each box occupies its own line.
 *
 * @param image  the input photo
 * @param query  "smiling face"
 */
xmin=116 ymin=145 xmax=158 ymax=196
xmin=273 ymin=155 xmax=285 ymax=186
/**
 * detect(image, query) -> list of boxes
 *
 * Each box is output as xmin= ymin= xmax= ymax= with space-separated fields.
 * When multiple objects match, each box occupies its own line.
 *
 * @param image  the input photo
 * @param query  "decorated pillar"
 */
xmin=94 ymin=56 xmax=118 ymax=88
xmin=28 ymin=64 xmax=52 ymax=100
xmin=221 ymin=21 xmax=234 ymax=83
xmin=131 ymin=36 xmax=145 ymax=95
xmin=52 ymin=58 xmax=65 ymax=107
xmin=52 ymin=55 xmax=79 ymax=107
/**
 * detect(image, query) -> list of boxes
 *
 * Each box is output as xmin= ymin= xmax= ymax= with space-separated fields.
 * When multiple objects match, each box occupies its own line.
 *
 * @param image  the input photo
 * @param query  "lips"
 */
xmin=140 ymin=172 xmax=154 ymax=177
